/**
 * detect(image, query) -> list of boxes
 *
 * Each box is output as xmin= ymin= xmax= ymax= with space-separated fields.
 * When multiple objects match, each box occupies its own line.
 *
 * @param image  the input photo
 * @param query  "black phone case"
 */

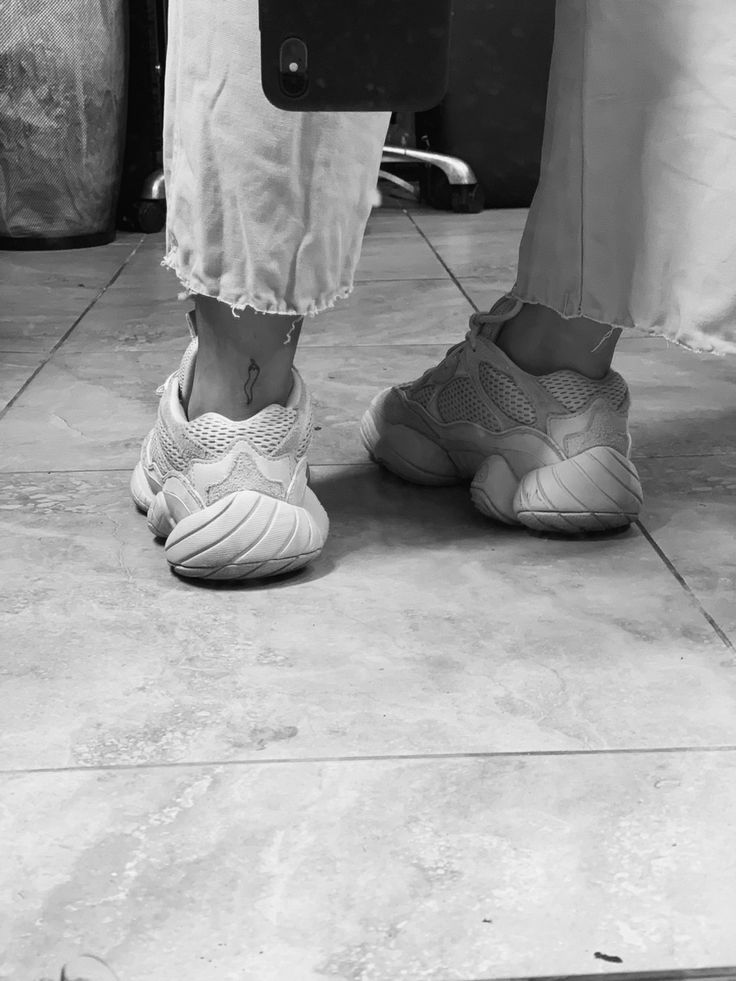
xmin=259 ymin=0 xmax=453 ymax=112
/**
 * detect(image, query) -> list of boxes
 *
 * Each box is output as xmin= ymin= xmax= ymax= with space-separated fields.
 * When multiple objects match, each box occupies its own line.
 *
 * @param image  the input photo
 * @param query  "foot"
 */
xmin=360 ymin=295 xmax=643 ymax=534
xmin=130 ymin=311 xmax=328 ymax=580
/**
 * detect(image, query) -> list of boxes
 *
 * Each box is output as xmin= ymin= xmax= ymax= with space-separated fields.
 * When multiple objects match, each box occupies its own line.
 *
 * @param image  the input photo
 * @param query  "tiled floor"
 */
xmin=1 ymin=203 xmax=735 ymax=981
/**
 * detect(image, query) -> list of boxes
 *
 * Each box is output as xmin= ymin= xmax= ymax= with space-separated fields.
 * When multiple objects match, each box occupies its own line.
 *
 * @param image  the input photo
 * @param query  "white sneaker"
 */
xmin=361 ymin=295 xmax=643 ymax=533
xmin=130 ymin=311 xmax=328 ymax=579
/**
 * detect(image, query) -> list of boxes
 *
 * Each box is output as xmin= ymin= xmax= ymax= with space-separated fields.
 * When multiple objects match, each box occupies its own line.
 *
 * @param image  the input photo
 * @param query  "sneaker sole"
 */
xmin=470 ymin=445 xmax=643 ymax=533
xmin=361 ymin=409 xmax=643 ymax=534
xmin=131 ymin=462 xmax=328 ymax=580
xmin=360 ymin=412 xmax=462 ymax=486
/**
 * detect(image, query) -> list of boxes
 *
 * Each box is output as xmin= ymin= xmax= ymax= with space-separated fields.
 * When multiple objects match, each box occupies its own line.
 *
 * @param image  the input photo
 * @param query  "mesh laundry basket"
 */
xmin=0 ymin=0 xmax=128 ymax=250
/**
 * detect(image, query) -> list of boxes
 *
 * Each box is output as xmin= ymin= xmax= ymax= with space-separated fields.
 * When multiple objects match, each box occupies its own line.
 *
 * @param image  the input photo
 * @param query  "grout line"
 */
xmin=636 ymin=519 xmax=735 ymax=651
xmin=0 ymin=349 xmax=59 ymax=356
xmin=403 ymin=209 xmax=483 ymax=311
xmin=457 ymin=970 xmax=736 ymax=981
xmin=3 ymin=743 xmax=736 ymax=778
xmin=0 ymin=237 xmax=147 ymax=424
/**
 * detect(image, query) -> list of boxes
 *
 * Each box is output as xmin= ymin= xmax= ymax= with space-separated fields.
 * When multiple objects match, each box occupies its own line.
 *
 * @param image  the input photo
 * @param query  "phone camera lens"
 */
xmin=279 ymin=37 xmax=308 ymax=98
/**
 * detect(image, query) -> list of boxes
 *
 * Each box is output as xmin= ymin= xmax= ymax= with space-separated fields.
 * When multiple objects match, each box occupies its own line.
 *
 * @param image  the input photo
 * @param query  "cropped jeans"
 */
xmin=163 ymin=0 xmax=736 ymax=355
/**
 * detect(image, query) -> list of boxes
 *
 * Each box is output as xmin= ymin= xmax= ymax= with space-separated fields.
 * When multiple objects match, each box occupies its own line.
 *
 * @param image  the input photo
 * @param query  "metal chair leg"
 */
xmin=380 ymin=145 xmax=484 ymax=212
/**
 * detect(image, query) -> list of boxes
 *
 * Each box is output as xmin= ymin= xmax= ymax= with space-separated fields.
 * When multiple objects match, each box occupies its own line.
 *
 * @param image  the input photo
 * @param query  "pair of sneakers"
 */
xmin=131 ymin=296 xmax=644 ymax=580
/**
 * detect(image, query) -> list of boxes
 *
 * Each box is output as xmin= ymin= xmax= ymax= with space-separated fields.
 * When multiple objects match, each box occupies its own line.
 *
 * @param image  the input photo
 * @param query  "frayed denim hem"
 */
xmin=507 ymin=290 xmax=735 ymax=358
xmin=161 ymin=249 xmax=354 ymax=319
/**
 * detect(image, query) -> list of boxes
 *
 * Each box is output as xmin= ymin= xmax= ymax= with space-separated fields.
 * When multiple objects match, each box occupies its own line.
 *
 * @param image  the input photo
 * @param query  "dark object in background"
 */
xmin=416 ymin=0 xmax=556 ymax=209
xmin=259 ymin=0 xmax=452 ymax=112
xmin=116 ymin=0 xmax=168 ymax=233
xmin=0 ymin=0 xmax=128 ymax=249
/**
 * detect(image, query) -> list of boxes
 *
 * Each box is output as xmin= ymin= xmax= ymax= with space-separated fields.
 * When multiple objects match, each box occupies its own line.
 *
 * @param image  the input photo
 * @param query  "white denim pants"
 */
xmin=163 ymin=0 xmax=736 ymax=355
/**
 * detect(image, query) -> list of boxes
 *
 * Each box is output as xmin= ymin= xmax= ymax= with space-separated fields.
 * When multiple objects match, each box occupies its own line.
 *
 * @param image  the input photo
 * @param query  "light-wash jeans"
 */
xmin=163 ymin=0 xmax=736 ymax=355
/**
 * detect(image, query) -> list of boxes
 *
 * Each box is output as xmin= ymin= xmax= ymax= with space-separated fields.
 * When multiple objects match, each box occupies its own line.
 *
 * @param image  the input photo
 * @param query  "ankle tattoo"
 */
xmin=244 ymin=359 xmax=260 ymax=405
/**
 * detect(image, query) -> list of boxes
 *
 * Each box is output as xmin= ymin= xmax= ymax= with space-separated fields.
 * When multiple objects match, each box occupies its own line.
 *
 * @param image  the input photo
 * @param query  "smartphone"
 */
xmin=259 ymin=0 xmax=453 ymax=112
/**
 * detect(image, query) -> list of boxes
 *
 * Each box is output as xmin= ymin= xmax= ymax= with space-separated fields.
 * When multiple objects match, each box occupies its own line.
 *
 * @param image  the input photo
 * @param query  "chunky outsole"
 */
xmin=130 ymin=462 xmax=328 ymax=580
xmin=360 ymin=410 xmax=643 ymax=534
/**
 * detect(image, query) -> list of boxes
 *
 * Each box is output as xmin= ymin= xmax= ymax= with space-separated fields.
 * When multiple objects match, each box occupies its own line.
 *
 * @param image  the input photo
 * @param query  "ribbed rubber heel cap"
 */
xmin=472 ymin=446 xmax=644 ymax=534
xmin=162 ymin=488 xmax=329 ymax=580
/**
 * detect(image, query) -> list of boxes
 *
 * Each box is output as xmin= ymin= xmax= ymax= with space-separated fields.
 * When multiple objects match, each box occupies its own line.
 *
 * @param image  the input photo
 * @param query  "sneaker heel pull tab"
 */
xmin=185 ymin=309 xmax=198 ymax=338
xmin=490 ymin=295 xmax=524 ymax=320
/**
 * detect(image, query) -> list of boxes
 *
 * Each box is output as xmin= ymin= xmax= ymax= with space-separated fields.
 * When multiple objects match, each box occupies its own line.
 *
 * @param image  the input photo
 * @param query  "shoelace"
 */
xmin=417 ymin=308 xmax=509 ymax=386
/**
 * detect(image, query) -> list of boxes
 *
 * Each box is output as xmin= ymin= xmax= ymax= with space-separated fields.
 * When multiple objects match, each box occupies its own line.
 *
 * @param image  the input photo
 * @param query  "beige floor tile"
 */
xmin=0 ymin=465 xmax=731 ymax=770
xmin=108 ymin=238 xmax=183 ymax=302
xmin=3 ymin=752 xmax=736 ymax=980
xmin=0 ymin=345 xmax=444 ymax=471
xmin=0 ymin=286 xmax=100 ymax=355
xmin=0 ymin=234 xmax=140 ymax=289
xmin=0 ymin=352 xmax=45 ymax=412
xmin=0 ymin=236 xmax=144 ymax=358
xmin=617 ymin=340 xmax=736 ymax=459
xmin=2 ymin=208 xmax=736 ymax=979
xmin=60 ymin=291 xmax=187 ymax=358
xmin=354 ymin=228 xmax=448 ymax=281
xmin=67 ymin=267 xmax=664 ymax=363
xmin=366 ymin=206 xmax=419 ymax=227
xmin=455 ymin=278 xmax=512 ymax=312
xmin=411 ymin=207 xmax=529 ymax=237
xmin=300 ymin=280 xmax=473 ymax=348
xmin=638 ymin=454 xmax=736 ymax=638
xmin=63 ymin=279 xmax=472 ymax=355
xmin=409 ymin=208 xmax=527 ymax=280
xmin=0 ymin=350 xmax=166 ymax=472
xmin=1 ymin=336 xmax=734 ymax=472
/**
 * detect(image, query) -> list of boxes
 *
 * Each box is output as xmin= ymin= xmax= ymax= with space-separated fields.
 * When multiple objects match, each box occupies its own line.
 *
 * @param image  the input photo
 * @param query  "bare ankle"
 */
xmin=496 ymin=303 xmax=620 ymax=379
xmin=186 ymin=297 xmax=302 ymax=420
xmin=186 ymin=363 xmax=294 ymax=421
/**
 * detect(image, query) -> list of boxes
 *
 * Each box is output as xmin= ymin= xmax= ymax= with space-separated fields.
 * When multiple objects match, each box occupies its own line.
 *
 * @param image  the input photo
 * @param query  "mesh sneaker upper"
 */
xmin=152 ymin=401 xmax=308 ymax=471
xmin=477 ymin=361 xmax=536 ymax=425
xmin=537 ymin=369 xmax=629 ymax=413
xmin=395 ymin=305 xmax=632 ymax=458
xmin=436 ymin=376 xmax=502 ymax=431
xmin=406 ymin=344 xmax=629 ymax=429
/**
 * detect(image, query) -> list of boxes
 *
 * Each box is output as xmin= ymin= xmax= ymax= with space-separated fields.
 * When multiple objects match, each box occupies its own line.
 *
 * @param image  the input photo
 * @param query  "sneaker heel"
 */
xmin=361 ymin=416 xmax=460 ymax=485
xmin=130 ymin=461 xmax=157 ymax=514
xmin=470 ymin=455 xmax=520 ymax=525
xmin=515 ymin=446 xmax=644 ymax=533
